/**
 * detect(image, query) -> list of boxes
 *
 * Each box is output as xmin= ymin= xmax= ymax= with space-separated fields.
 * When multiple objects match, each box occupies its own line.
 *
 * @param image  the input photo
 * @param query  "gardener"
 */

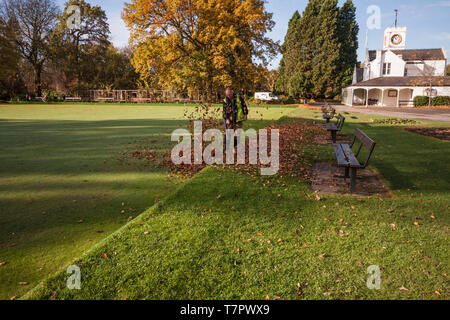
xmin=223 ymin=87 xmax=248 ymax=149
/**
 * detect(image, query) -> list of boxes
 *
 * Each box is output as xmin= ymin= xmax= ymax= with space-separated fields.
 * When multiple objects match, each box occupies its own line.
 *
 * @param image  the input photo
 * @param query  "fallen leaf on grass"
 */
xmin=435 ymin=291 xmax=441 ymax=296
xmin=413 ymin=221 xmax=420 ymax=226
xmin=10 ymin=296 xmax=17 ymax=300
xmin=18 ymin=282 xmax=28 ymax=286
xmin=101 ymin=253 xmax=108 ymax=259
xmin=0 ymin=261 xmax=6 ymax=266
xmin=50 ymin=291 xmax=58 ymax=300
xmin=77 ymin=219 xmax=84 ymax=224
xmin=399 ymin=286 xmax=409 ymax=291
xmin=144 ymin=231 xmax=150 ymax=235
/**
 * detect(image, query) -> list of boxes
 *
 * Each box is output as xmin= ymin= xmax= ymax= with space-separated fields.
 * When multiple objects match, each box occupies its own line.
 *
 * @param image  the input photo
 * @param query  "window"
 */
xmin=388 ymin=90 xmax=398 ymax=98
xmin=383 ymin=63 xmax=391 ymax=75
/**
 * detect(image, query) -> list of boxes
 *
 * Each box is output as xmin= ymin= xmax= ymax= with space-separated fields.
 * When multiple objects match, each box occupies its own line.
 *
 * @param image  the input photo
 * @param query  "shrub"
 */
xmin=281 ymin=96 xmax=297 ymax=105
xmin=432 ymin=96 xmax=450 ymax=106
xmin=413 ymin=96 xmax=429 ymax=107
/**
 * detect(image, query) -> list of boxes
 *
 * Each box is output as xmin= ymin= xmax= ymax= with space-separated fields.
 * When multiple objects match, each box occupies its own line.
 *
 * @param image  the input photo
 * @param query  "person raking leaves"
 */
xmin=222 ymin=87 xmax=249 ymax=149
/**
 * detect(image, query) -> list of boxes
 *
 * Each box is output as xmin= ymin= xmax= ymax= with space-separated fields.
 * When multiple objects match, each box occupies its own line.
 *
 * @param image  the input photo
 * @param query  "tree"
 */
xmin=447 ymin=65 xmax=450 ymax=76
xmin=311 ymin=0 xmax=341 ymax=98
xmin=254 ymin=67 xmax=279 ymax=92
xmin=276 ymin=0 xmax=359 ymax=99
xmin=296 ymin=0 xmax=321 ymax=99
xmin=49 ymin=0 xmax=110 ymax=90
xmin=122 ymin=0 xmax=278 ymax=100
xmin=337 ymin=0 xmax=358 ymax=89
xmin=94 ymin=46 xmax=139 ymax=90
xmin=275 ymin=11 xmax=301 ymax=94
xmin=1 ymin=0 xmax=59 ymax=96
xmin=0 ymin=17 xmax=21 ymax=98
xmin=288 ymin=72 xmax=311 ymax=99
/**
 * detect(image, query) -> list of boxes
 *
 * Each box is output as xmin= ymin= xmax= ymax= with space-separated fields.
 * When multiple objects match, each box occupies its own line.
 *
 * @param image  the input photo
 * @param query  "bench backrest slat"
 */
xmin=354 ymin=128 xmax=376 ymax=151
xmin=336 ymin=114 xmax=345 ymax=131
xmin=350 ymin=128 xmax=376 ymax=168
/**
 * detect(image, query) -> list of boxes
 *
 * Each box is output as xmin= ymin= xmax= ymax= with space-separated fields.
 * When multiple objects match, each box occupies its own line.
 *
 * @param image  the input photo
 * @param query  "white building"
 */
xmin=342 ymin=25 xmax=450 ymax=107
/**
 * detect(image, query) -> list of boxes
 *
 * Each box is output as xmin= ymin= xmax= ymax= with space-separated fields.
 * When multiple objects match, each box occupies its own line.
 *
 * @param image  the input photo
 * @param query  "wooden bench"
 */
xmin=96 ymin=97 xmax=114 ymax=103
xmin=131 ymin=98 xmax=153 ymax=103
xmin=332 ymin=128 xmax=376 ymax=193
xmin=65 ymin=97 xmax=82 ymax=102
xmin=326 ymin=114 xmax=345 ymax=143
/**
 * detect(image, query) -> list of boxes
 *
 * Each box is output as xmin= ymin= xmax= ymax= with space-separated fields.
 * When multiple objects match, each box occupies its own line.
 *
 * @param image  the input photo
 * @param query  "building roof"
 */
xmin=368 ymin=48 xmax=446 ymax=61
xmin=350 ymin=76 xmax=450 ymax=87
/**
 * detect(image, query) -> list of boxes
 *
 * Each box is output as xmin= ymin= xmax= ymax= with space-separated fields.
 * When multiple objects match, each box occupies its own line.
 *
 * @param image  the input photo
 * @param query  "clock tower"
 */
xmin=383 ymin=26 xmax=407 ymax=50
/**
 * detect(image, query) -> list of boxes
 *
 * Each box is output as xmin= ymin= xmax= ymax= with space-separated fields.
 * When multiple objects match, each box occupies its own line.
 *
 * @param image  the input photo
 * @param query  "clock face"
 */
xmin=391 ymin=34 xmax=402 ymax=45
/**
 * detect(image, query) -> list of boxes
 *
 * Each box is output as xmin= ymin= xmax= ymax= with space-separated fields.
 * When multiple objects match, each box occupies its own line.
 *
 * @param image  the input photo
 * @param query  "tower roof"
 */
xmin=368 ymin=48 xmax=446 ymax=62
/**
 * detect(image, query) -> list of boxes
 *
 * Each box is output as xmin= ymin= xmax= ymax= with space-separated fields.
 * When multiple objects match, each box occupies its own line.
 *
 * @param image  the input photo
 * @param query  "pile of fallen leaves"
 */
xmin=163 ymin=118 xmax=325 ymax=182
xmin=406 ymin=127 xmax=450 ymax=141
xmin=109 ymin=141 xmax=162 ymax=169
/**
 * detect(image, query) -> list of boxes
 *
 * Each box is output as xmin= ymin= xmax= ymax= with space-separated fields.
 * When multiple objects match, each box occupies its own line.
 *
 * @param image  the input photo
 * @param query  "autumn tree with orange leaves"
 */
xmin=122 ymin=0 xmax=278 ymax=100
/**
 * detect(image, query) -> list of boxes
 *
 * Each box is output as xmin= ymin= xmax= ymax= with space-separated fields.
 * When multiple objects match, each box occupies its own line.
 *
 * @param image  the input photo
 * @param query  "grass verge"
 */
xmin=24 ymin=109 xmax=449 ymax=300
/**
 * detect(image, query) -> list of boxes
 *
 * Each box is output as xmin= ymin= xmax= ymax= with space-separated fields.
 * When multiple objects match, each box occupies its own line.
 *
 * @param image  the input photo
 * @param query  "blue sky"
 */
xmin=56 ymin=0 xmax=450 ymax=69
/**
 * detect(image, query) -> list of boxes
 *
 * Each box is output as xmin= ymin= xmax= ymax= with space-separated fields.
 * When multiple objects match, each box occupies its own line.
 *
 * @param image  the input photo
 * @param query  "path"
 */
xmin=331 ymin=105 xmax=450 ymax=123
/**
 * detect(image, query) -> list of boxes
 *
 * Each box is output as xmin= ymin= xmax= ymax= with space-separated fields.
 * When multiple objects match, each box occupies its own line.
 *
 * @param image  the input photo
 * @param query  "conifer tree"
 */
xmin=297 ymin=0 xmax=321 ymax=98
xmin=276 ymin=0 xmax=359 ymax=99
xmin=311 ymin=0 xmax=341 ymax=98
xmin=338 ymin=0 xmax=359 ymax=89
xmin=274 ymin=11 xmax=301 ymax=94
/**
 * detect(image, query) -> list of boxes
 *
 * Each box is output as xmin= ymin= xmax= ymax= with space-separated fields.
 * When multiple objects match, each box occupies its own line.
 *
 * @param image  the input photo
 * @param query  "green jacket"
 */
xmin=223 ymin=94 xmax=248 ymax=124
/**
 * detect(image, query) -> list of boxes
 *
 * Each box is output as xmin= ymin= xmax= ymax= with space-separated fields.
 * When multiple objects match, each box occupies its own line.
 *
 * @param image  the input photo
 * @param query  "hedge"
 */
xmin=432 ymin=96 xmax=450 ymax=106
xmin=414 ymin=96 xmax=450 ymax=107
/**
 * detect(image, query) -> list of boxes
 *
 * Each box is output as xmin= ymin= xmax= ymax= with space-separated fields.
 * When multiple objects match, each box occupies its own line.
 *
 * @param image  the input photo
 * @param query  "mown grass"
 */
xmin=24 ymin=107 xmax=449 ymax=300
xmin=0 ymin=103 xmax=294 ymax=299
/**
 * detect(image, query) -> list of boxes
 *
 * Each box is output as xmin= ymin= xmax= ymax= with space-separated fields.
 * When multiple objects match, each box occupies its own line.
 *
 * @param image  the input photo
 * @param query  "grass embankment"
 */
xmin=24 ymin=108 xmax=449 ymax=300
xmin=0 ymin=103 xmax=293 ymax=299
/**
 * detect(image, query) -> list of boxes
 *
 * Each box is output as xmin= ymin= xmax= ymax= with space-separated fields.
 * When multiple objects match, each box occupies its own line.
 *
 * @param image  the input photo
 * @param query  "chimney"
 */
xmin=376 ymin=49 xmax=382 ymax=60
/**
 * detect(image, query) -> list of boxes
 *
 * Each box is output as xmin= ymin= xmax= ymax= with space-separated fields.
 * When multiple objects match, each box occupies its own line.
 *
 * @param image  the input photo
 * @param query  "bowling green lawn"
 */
xmin=0 ymin=103 xmax=448 ymax=300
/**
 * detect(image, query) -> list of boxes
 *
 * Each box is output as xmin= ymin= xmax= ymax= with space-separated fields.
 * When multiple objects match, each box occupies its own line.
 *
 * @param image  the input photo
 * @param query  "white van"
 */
xmin=254 ymin=92 xmax=279 ymax=101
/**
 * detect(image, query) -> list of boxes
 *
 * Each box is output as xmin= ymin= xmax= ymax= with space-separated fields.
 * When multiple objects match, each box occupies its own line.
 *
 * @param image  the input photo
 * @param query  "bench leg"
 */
xmin=350 ymin=168 xmax=357 ymax=193
xmin=331 ymin=131 xmax=337 ymax=143
xmin=345 ymin=167 xmax=349 ymax=179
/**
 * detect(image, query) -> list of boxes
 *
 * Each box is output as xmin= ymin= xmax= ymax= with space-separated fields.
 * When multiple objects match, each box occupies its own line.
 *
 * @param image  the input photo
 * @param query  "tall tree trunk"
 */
xmin=429 ymin=82 xmax=432 ymax=107
xmin=35 ymin=64 xmax=42 ymax=97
